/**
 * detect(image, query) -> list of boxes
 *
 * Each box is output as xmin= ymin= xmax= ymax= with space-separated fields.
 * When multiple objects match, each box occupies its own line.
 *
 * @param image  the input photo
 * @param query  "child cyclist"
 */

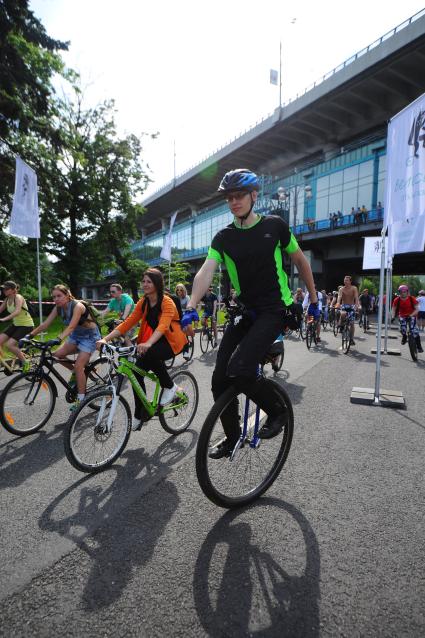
xmin=391 ymin=284 xmax=423 ymax=352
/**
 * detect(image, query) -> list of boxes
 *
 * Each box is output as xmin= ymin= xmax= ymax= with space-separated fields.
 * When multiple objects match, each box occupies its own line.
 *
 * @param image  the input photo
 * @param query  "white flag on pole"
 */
xmin=160 ymin=211 xmax=178 ymax=262
xmin=384 ymin=92 xmax=425 ymax=239
xmin=270 ymin=69 xmax=278 ymax=86
xmin=9 ymin=157 xmax=40 ymax=238
xmin=362 ymin=236 xmax=388 ymax=269
xmin=389 ymin=215 xmax=425 ymax=255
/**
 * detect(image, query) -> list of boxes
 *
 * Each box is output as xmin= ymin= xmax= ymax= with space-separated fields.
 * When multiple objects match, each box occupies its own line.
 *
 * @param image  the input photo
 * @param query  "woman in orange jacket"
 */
xmin=97 ymin=268 xmax=187 ymax=430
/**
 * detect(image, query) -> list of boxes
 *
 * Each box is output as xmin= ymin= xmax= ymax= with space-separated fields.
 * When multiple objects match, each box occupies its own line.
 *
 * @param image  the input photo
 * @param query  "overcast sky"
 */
xmin=30 ymin=1 xmax=425 ymax=198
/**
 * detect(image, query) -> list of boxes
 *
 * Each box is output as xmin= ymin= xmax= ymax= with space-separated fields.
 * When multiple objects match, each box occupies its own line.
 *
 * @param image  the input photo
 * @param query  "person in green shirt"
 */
xmin=100 ymin=283 xmax=135 ymax=345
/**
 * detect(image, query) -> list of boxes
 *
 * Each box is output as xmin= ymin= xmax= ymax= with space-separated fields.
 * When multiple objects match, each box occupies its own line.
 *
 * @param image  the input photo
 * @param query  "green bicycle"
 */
xmin=64 ymin=343 xmax=199 ymax=473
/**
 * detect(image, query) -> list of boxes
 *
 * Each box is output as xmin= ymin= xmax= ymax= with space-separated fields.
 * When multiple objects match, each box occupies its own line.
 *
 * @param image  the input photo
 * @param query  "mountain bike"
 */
xmin=64 ymin=343 xmax=199 ymax=473
xmin=195 ymin=299 xmax=294 ymax=508
xmin=0 ymin=338 xmax=110 ymax=437
xmin=305 ymin=316 xmax=319 ymax=349
xmin=200 ymin=316 xmax=217 ymax=353
xmin=332 ymin=308 xmax=341 ymax=337
xmin=165 ymin=335 xmax=194 ymax=369
xmin=340 ymin=310 xmax=355 ymax=354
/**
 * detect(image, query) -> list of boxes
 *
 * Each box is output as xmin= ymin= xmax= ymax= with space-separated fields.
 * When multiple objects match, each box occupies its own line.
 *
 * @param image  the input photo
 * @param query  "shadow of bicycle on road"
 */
xmin=39 ymin=430 xmax=196 ymax=611
xmin=193 ymin=497 xmax=320 ymax=637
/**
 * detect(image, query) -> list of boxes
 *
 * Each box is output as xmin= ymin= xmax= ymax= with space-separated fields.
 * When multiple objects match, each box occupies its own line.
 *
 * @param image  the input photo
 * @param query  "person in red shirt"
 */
xmin=391 ymin=284 xmax=423 ymax=352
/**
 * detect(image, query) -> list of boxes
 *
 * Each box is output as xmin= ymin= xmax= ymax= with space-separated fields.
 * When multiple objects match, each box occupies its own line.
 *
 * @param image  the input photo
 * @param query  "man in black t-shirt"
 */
xmin=181 ymin=169 xmax=318 ymax=459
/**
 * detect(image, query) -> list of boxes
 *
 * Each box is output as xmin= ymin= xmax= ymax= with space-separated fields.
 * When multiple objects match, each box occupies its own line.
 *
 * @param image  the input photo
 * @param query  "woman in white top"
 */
xmin=417 ymin=290 xmax=425 ymax=331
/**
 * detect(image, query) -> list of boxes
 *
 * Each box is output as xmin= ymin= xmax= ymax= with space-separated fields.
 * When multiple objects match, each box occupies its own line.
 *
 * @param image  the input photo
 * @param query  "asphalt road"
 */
xmin=0 ymin=323 xmax=424 ymax=637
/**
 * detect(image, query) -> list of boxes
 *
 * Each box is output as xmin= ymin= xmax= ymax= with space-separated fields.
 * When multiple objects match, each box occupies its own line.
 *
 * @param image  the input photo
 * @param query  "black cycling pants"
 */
xmin=211 ymin=311 xmax=286 ymax=443
xmin=133 ymin=337 xmax=174 ymax=419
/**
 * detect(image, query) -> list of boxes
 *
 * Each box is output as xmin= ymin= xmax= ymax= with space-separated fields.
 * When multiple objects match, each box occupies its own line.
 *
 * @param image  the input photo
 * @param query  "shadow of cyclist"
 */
xmin=193 ymin=497 xmax=320 ymax=637
xmin=0 ymin=420 xmax=69 ymax=489
xmin=39 ymin=431 xmax=196 ymax=610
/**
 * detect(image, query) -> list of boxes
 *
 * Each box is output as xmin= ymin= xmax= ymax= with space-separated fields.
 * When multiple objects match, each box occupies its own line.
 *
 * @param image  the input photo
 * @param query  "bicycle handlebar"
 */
xmin=100 ymin=342 xmax=137 ymax=358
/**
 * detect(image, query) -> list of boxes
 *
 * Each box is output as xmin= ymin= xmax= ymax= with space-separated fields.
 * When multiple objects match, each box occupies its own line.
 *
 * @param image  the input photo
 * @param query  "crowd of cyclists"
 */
xmin=1 ymin=169 xmax=424 ymax=457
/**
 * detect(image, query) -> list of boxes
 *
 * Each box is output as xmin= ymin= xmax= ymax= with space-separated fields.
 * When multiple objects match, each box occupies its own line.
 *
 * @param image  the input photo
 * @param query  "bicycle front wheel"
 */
xmin=0 ymin=372 xmax=56 ymax=436
xmin=64 ymin=388 xmax=131 ymax=473
xmin=342 ymin=325 xmax=351 ymax=354
xmin=159 ymin=370 xmax=199 ymax=434
xmin=305 ymin=325 xmax=313 ymax=349
xmin=196 ymin=380 xmax=294 ymax=509
xmin=408 ymin=334 xmax=418 ymax=361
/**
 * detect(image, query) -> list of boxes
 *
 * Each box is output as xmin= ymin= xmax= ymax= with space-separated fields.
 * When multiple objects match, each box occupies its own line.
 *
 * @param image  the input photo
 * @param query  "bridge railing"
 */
xmin=293 ymin=208 xmax=384 ymax=236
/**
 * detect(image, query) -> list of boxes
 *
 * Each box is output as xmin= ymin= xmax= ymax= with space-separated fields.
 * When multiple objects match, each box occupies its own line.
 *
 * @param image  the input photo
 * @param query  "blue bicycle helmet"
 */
xmin=218 ymin=169 xmax=260 ymax=193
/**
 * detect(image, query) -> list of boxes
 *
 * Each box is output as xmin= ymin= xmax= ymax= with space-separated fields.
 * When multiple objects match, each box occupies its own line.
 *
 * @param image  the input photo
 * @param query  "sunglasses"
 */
xmin=225 ymin=192 xmax=249 ymax=203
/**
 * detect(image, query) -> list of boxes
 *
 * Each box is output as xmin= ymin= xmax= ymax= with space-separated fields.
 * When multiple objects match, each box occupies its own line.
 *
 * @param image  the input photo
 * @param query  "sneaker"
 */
xmin=350 ymin=339 xmax=356 ymax=346
xmin=401 ymin=334 xmax=407 ymax=345
xmin=160 ymin=383 xmax=178 ymax=406
xmin=208 ymin=439 xmax=236 ymax=460
xmin=316 ymin=337 xmax=321 ymax=343
xmin=69 ymin=399 xmax=81 ymax=412
xmin=183 ymin=352 xmax=191 ymax=361
xmin=258 ymin=413 xmax=286 ymax=440
xmin=131 ymin=417 xmax=143 ymax=431
xmin=418 ymin=345 xmax=424 ymax=353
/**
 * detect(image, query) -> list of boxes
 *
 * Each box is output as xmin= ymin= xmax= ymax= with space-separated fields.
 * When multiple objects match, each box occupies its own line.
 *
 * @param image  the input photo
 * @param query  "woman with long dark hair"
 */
xmin=98 ymin=268 xmax=187 ymax=430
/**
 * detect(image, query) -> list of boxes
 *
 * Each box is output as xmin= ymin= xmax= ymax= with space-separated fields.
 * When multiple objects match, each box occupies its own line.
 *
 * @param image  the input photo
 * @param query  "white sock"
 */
xmin=77 ymin=393 xmax=85 ymax=401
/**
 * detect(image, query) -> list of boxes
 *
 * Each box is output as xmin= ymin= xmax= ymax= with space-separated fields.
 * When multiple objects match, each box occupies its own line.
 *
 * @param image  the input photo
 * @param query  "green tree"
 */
xmin=0 ymin=0 xmax=68 ymax=218
xmin=160 ymin=261 xmax=191 ymax=292
xmin=9 ymin=83 xmax=154 ymax=294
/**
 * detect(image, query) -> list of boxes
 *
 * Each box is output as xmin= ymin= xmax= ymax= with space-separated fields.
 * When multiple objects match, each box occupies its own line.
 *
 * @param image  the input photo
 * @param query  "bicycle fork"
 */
xmin=230 ymin=397 xmax=262 ymax=461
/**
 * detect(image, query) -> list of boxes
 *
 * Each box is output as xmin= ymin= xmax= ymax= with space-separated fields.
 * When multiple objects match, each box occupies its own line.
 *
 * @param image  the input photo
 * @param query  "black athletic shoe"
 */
xmin=417 ymin=345 xmax=424 ymax=353
xmin=258 ymin=413 xmax=286 ymax=440
xmin=350 ymin=339 xmax=356 ymax=346
xmin=208 ymin=439 xmax=237 ymax=460
xmin=401 ymin=334 xmax=407 ymax=345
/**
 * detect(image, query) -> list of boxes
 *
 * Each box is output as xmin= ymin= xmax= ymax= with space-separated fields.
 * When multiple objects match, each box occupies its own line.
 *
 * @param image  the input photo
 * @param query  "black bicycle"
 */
xmin=403 ymin=318 xmax=420 ymax=362
xmin=340 ymin=310 xmax=355 ymax=354
xmin=200 ymin=317 xmax=217 ymax=353
xmin=305 ymin=316 xmax=319 ymax=349
xmin=0 ymin=338 xmax=110 ymax=436
xmin=196 ymin=301 xmax=294 ymax=509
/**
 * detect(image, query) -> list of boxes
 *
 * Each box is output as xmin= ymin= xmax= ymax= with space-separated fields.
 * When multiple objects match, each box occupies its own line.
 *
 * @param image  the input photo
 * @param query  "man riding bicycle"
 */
xmin=181 ymin=169 xmax=318 ymax=459
xmin=201 ymin=285 xmax=218 ymax=346
xmin=336 ymin=275 xmax=359 ymax=346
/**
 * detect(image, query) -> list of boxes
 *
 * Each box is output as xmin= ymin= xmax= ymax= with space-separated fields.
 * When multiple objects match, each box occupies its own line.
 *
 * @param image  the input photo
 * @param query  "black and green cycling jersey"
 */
xmin=207 ymin=214 xmax=299 ymax=312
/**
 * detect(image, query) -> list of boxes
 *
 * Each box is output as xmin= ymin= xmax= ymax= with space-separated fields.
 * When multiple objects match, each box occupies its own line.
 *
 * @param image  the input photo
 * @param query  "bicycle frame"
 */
xmin=230 ymin=366 xmax=264 ymax=461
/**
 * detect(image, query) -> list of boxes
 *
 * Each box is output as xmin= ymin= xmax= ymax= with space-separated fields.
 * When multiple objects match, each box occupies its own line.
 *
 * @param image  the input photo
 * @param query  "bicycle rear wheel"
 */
xmin=196 ymin=380 xmax=293 ymax=509
xmin=342 ymin=325 xmax=351 ymax=354
xmin=0 ymin=372 xmax=56 ymax=436
xmin=159 ymin=370 xmax=199 ymax=434
xmin=408 ymin=334 xmax=418 ymax=361
xmin=64 ymin=388 xmax=131 ymax=473
xmin=200 ymin=328 xmax=210 ymax=353
xmin=333 ymin=318 xmax=339 ymax=337
xmin=185 ymin=335 xmax=195 ymax=362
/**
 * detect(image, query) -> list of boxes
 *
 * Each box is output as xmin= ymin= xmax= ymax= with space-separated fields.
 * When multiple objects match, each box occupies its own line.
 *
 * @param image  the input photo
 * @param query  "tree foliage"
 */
xmin=159 ymin=261 xmax=191 ymax=292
